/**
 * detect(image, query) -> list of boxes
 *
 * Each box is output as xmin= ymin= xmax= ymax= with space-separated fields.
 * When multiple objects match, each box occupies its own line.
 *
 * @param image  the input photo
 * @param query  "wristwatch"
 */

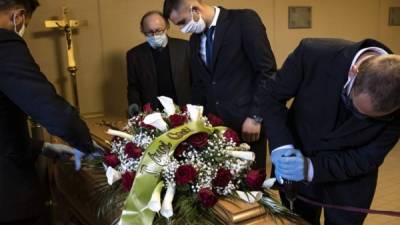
xmin=251 ymin=115 xmax=263 ymax=124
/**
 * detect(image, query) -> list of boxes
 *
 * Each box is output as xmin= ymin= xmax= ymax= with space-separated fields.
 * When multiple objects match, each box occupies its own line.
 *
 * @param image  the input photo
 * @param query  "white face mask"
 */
xmin=13 ymin=13 xmax=26 ymax=37
xmin=147 ymin=33 xmax=168 ymax=49
xmin=180 ymin=7 xmax=206 ymax=34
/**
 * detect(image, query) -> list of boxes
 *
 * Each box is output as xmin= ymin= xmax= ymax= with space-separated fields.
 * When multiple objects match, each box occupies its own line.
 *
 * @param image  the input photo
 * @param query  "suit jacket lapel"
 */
xmin=168 ymin=38 xmax=179 ymax=88
xmin=211 ymin=8 xmax=231 ymax=70
xmin=191 ymin=34 xmax=212 ymax=81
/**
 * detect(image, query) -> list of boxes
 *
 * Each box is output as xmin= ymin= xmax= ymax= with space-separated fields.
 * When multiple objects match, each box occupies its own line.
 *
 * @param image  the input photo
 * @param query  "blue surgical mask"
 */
xmin=180 ymin=6 xmax=206 ymax=34
xmin=147 ymin=33 xmax=168 ymax=49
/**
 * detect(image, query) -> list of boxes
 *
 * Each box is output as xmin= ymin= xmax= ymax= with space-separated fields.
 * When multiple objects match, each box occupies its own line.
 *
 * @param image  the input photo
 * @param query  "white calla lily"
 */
xmin=236 ymin=191 xmax=263 ymax=204
xmin=106 ymin=129 xmax=133 ymax=140
xmin=262 ymin=178 xmax=277 ymax=189
xmin=187 ymin=104 xmax=204 ymax=121
xmin=226 ymin=150 xmax=255 ymax=161
xmin=158 ymin=96 xmax=176 ymax=116
xmin=106 ymin=167 xmax=122 ymax=185
xmin=143 ymin=113 xmax=168 ymax=131
xmin=148 ymin=181 xmax=165 ymax=212
xmin=160 ymin=184 xmax=176 ymax=219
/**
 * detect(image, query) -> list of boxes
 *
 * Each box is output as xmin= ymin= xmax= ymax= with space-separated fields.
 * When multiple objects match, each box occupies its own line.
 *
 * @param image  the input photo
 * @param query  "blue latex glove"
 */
xmin=74 ymin=141 xmax=104 ymax=171
xmin=271 ymin=148 xmax=299 ymax=184
xmin=275 ymin=149 xmax=308 ymax=182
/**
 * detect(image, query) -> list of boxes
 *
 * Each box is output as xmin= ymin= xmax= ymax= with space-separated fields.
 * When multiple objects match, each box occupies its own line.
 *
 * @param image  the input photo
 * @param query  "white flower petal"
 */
xmin=148 ymin=182 xmax=165 ymax=212
xmin=187 ymin=104 xmax=204 ymax=121
xmin=160 ymin=184 xmax=176 ymax=218
xmin=106 ymin=167 xmax=122 ymax=185
xmin=158 ymin=96 xmax=176 ymax=116
xmin=143 ymin=113 xmax=168 ymax=131
xmin=262 ymin=178 xmax=277 ymax=189
xmin=226 ymin=150 xmax=255 ymax=161
xmin=106 ymin=129 xmax=133 ymax=140
xmin=236 ymin=191 xmax=263 ymax=203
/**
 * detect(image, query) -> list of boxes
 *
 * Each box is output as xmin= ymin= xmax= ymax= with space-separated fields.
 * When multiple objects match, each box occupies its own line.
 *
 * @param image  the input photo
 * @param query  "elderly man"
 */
xmin=263 ymin=38 xmax=400 ymax=225
xmin=127 ymin=10 xmax=191 ymax=114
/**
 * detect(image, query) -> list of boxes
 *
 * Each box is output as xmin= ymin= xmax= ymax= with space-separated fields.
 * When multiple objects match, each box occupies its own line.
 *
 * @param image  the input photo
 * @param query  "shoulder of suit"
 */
xmin=127 ymin=42 xmax=149 ymax=57
xmin=298 ymin=38 xmax=392 ymax=54
xmin=228 ymin=8 xmax=260 ymax=19
xmin=297 ymin=38 xmax=355 ymax=54
xmin=0 ymin=28 xmax=26 ymax=46
xmin=358 ymin=38 xmax=392 ymax=53
xmin=169 ymin=37 xmax=189 ymax=46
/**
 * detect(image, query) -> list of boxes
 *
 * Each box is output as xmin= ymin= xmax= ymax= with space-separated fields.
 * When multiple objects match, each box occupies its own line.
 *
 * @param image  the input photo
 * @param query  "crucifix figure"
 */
xmin=45 ymin=7 xmax=81 ymax=111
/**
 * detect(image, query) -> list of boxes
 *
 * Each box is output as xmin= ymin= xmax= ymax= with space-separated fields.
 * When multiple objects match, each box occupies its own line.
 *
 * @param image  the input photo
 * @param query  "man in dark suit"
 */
xmin=126 ymin=10 xmax=191 ymax=114
xmin=262 ymin=38 xmax=400 ymax=225
xmin=163 ymin=0 xmax=277 ymax=169
xmin=0 ymin=1 xmax=97 ymax=224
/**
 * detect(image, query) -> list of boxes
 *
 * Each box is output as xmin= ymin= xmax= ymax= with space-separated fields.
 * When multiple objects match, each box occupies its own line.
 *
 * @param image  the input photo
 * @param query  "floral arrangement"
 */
xmin=85 ymin=97 xmax=299 ymax=225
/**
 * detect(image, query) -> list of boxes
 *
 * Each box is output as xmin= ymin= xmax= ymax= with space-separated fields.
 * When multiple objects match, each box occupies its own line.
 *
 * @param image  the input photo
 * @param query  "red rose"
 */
xmin=246 ymin=169 xmax=266 ymax=188
xmin=188 ymin=133 xmax=209 ymax=149
xmin=207 ymin=113 xmax=224 ymax=127
xmin=169 ymin=114 xmax=188 ymax=128
xmin=198 ymin=188 xmax=218 ymax=208
xmin=104 ymin=154 xmax=120 ymax=168
xmin=174 ymin=142 xmax=189 ymax=159
xmin=125 ymin=142 xmax=142 ymax=159
xmin=143 ymin=103 xmax=153 ymax=114
xmin=121 ymin=171 xmax=136 ymax=192
xmin=180 ymin=105 xmax=188 ymax=113
xmin=223 ymin=129 xmax=240 ymax=144
xmin=175 ymin=164 xmax=197 ymax=185
xmin=212 ymin=168 xmax=232 ymax=188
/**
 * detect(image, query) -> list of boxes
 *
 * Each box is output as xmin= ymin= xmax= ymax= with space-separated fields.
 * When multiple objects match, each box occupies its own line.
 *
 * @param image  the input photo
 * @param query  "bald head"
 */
xmin=140 ymin=11 xmax=169 ymax=36
xmin=352 ymin=54 xmax=400 ymax=117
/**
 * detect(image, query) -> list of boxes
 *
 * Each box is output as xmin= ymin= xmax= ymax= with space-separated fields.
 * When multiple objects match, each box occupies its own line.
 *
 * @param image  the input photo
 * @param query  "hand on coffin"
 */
xmin=73 ymin=140 xmax=104 ymax=171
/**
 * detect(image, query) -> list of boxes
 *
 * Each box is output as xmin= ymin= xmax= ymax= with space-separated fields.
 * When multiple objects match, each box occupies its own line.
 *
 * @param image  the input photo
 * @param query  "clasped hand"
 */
xmin=271 ymin=148 xmax=310 ymax=183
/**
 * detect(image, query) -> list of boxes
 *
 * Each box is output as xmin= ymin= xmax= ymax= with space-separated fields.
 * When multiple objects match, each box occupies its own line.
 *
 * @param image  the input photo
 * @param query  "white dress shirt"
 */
xmin=200 ymin=6 xmax=220 ymax=64
xmin=272 ymin=47 xmax=388 ymax=182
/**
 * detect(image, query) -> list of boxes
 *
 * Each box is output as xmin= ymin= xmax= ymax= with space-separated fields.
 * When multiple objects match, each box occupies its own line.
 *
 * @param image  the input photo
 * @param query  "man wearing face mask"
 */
xmin=126 ymin=10 xmax=191 ymax=115
xmin=0 ymin=0 xmax=99 ymax=224
xmin=163 ymin=0 xmax=277 ymax=169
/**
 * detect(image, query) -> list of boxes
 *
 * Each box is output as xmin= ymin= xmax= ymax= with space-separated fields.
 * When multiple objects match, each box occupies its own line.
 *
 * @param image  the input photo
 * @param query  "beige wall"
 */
xmin=24 ymin=0 xmax=400 ymax=116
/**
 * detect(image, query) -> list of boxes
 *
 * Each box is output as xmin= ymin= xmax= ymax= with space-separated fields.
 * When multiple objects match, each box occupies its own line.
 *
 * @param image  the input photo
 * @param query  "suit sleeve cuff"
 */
xmin=272 ymin=144 xmax=294 ymax=153
xmin=307 ymin=158 xmax=314 ymax=182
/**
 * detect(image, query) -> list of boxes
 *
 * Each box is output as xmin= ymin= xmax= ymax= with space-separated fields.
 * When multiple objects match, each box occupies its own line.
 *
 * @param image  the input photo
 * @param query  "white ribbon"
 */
xmin=106 ymin=167 xmax=122 ymax=185
xmin=106 ymin=129 xmax=133 ymax=140
xmin=158 ymin=96 xmax=176 ymax=116
xmin=187 ymin=104 xmax=204 ymax=122
xmin=226 ymin=150 xmax=255 ymax=161
xmin=236 ymin=191 xmax=263 ymax=203
xmin=148 ymin=181 xmax=165 ymax=212
xmin=143 ymin=113 xmax=168 ymax=132
xmin=160 ymin=184 xmax=176 ymax=219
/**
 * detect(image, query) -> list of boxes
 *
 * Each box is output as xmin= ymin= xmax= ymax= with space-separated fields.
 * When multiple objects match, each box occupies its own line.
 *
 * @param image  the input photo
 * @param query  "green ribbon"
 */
xmin=120 ymin=121 xmax=219 ymax=225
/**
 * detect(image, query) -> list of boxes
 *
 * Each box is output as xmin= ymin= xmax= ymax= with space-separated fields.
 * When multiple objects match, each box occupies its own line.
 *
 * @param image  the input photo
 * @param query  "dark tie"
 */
xmin=206 ymin=26 xmax=216 ymax=67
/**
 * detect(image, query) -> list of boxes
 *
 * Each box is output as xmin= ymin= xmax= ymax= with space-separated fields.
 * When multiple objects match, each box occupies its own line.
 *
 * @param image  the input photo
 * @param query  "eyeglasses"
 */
xmin=144 ymin=28 xmax=166 ymax=37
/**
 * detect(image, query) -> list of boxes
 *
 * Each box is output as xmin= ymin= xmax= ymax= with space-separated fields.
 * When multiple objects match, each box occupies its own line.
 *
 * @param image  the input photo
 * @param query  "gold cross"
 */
xmin=44 ymin=7 xmax=81 ymax=110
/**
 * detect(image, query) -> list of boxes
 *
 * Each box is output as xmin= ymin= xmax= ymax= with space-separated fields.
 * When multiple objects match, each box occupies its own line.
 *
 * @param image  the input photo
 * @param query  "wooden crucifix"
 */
xmin=44 ymin=7 xmax=81 ymax=111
